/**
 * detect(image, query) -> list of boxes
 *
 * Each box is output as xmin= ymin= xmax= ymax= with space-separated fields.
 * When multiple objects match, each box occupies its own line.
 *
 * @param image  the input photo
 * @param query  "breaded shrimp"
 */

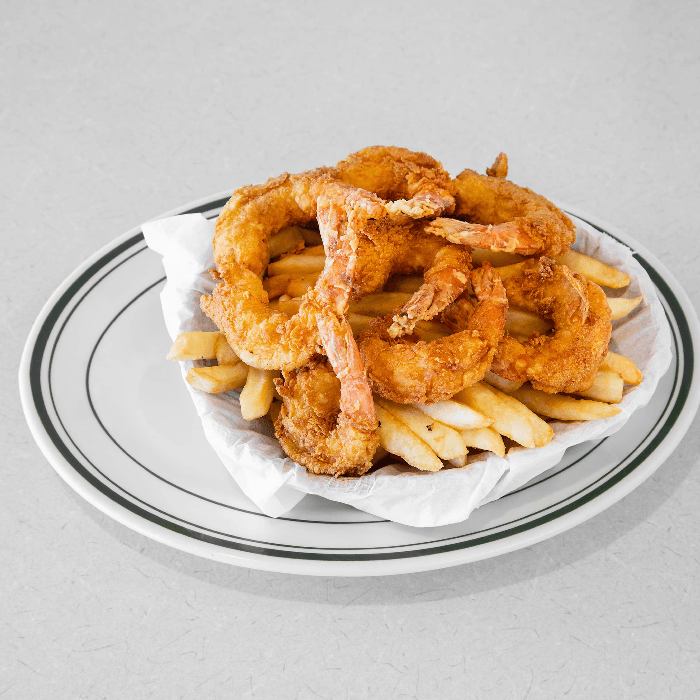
xmin=358 ymin=263 xmax=508 ymax=404
xmin=490 ymin=257 xmax=612 ymax=393
xmin=274 ymin=307 xmax=378 ymax=476
xmin=425 ymin=155 xmax=576 ymax=257
xmin=213 ymin=146 xmax=455 ymax=274
xmin=202 ymin=191 xmax=380 ymax=370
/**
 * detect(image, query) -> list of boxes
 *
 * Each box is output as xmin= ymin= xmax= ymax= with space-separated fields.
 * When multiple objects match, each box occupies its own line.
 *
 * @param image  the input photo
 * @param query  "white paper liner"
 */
xmin=143 ymin=213 xmax=672 ymax=527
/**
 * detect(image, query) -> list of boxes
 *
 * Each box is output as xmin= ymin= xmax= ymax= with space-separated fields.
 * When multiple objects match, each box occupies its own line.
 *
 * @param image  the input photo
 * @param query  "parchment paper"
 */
xmin=143 ymin=214 xmax=672 ymax=527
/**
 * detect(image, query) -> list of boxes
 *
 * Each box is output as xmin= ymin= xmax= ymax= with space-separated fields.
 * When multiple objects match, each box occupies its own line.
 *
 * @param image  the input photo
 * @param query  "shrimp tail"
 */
xmin=317 ymin=313 xmax=377 ymax=433
xmin=425 ymin=217 xmax=543 ymax=255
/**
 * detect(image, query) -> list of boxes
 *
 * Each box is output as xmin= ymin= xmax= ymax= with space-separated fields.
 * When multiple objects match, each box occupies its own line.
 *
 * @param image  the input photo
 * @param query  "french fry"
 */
xmin=167 ymin=331 xmax=221 ymax=361
xmin=299 ymin=244 xmax=325 ymax=256
xmin=374 ymin=403 xmax=443 ymax=471
xmin=455 ymin=382 xmax=553 ymax=448
xmin=214 ymin=335 xmax=239 ymax=365
xmin=392 ymin=276 xmax=424 ymax=293
xmin=493 ymin=261 xmax=526 ymax=281
xmin=286 ymin=275 xmax=319 ymax=297
xmin=349 ymin=292 xmax=413 ymax=316
xmin=186 ymin=363 xmax=248 ymax=393
xmin=240 ymin=368 xmax=279 ymax=420
xmin=483 ymin=371 xmax=523 ymax=394
xmin=376 ymin=398 xmax=467 ymax=460
xmin=413 ymin=399 xmax=492 ymax=430
xmin=601 ymin=350 xmax=643 ymax=385
xmin=263 ymin=274 xmax=295 ymax=299
xmin=267 ymin=255 xmax=325 ymax=276
xmin=268 ymin=226 xmax=305 ymax=259
xmin=608 ymin=296 xmax=643 ymax=320
xmin=264 ymin=272 xmax=321 ymax=299
xmin=347 ymin=313 xmax=375 ymax=336
xmin=554 ymin=250 xmax=630 ymax=289
xmin=505 ymin=308 xmax=552 ymax=336
xmin=299 ymin=227 xmax=323 ymax=246
xmin=510 ymin=385 xmax=621 ymax=420
xmin=448 ymin=454 xmax=469 ymax=468
xmin=459 ymin=426 xmax=506 ymax=457
xmin=268 ymin=399 xmax=282 ymax=424
xmin=575 ymin=369 xmax=624 ymax=404
xmin=472 ymin=249 xmax=524 ymax=266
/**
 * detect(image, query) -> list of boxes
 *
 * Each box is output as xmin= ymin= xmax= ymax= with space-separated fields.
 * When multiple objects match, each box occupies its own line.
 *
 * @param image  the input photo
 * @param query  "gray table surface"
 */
xmin=3 ymin=2 xmax=700 ymax=698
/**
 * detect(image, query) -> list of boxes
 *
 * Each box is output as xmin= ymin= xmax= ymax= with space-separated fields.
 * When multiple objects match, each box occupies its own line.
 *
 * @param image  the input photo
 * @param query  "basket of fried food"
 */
xmin=154 ymin=146 xmax=672 ymax=526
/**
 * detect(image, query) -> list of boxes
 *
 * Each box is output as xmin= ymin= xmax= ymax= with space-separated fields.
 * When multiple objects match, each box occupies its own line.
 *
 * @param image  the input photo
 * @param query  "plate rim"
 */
xmin=18 ymin=195 xmax=700 ymax=576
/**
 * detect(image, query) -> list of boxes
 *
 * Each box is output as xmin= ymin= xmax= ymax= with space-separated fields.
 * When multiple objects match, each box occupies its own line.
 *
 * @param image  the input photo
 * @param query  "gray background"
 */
xmin=3 ymin=1 xmax=699 ymax=698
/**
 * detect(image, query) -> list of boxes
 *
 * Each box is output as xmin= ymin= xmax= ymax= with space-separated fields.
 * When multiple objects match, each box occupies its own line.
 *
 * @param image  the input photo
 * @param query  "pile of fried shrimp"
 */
xmin=167 ymin=147 xmax=645 ymax=478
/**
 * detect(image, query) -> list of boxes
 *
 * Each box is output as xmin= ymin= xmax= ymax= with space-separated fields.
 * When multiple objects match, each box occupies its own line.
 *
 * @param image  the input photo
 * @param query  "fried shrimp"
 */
xmin=490 ymin=257 xmax=612 ymax=393
xmin=425 ymin=155 xmax=576 ymax=257
xmin=358 ymin=263 xmax=508 ymax=404
xmin=274 ymin=310 xmax=379 ymax=477
xmin=335 ymin=145 xmax=455 ymax=219
xmin=202 ymin=190 xmax=381 ymax=370
xmin=213 ymin=146 xmax=455 ymax=273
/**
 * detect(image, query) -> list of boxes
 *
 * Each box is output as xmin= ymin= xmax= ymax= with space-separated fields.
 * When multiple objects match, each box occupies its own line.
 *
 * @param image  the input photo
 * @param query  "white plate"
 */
xmin=19 ymin=194 xmax=700 ymax=576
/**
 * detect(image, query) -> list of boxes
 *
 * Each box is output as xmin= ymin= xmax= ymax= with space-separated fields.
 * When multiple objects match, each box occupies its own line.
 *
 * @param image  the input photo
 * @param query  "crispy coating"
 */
xmin=274 ymin=353 xmax=379 ymax=477
xmin=490 ymin=257 xmax=612 ymax=393
xmin=426 ymin=156 xmax=576 ymax=257
xmin=206 ymin=146 xmax=459 ymax=371
xmin=486 ymin=152 xmax=509 ymax=178
xmin=358 ymin=263 xmax=508 ymax=404
xmin=335 ymin=145 xmax=455 ymax=219
xmin=202 ymin=189 xmax=384 ymax=370
xmin=213 ymin=146 xmax=455 ymax=274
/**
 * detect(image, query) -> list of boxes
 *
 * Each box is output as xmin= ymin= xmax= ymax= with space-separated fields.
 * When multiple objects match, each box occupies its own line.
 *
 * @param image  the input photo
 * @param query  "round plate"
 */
xmin=19 ymin=194 xmax=700 ymax=576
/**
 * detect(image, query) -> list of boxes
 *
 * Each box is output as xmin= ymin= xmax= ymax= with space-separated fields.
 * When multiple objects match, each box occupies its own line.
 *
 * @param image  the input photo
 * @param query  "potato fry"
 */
xmin=459 ymin=426 xmax=506 ymax=457
xmin=601 ymin=350 xmax=643 ymax=385
xmin=497 ymin=253 xmax=630 ymax=290
xmin=286 ymin=275 xmax=319 ymax=298
xmin=239 ymin=367 xmax=279 ymax=420
xmin=299 ymin=244 xmax=325 ymax=256
xmin=376 ymin=398 xmax=467 ymax=460
xmin=455 ymin=382 xmax=553 ymax=448
xmin=554 ymin=250 xmax=630 ymax=289
xmin=349 ymin=292 xmax=413 ymax=316
xmin=374 ymin=404 xmax=443 ymax=471
xmin=347 ymin=313 xmax=375 ymax=336
xmin=493 ymin=261 xmax=526 ymax=281
xmin=264 ymin=272 xmax=321 ymax=300
xmin=505 ymin=307 xmax=552 ymax=336
xmin=575 ymin=369 xmax=624 ymax=404
xmin=483 ymin=371 xmax=523 ymax=394
xmin=472 ymin=249 xmax=524 ymax=266
xmin=267 ymin=255 xmax=325 ymax=276
xmin=510 ymin=385 xmax=621 ymax=420
xmin=167 ymin=331 xmax=221 ymax=361
xmin=608 ymin=296 xmax=643 ymax=320
xmin=413 ymin=399 xmax=492 ymax=430
xmin=214 ymin=334 xmax=239 ymax=365
xmin=186 ymin=363 xmax=248 ymax=393
xmin=267 ymin=399 xmax=283 ymax=424
xmin=268 ymin=226 xmax=305 ymax=259
xmin=298 ymin=227 xmax=323 ymax=246
xmin=392 ymin=276 xmax=423 ymax=293
xmin=263 ymin=274 xmax=295 ymax=299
